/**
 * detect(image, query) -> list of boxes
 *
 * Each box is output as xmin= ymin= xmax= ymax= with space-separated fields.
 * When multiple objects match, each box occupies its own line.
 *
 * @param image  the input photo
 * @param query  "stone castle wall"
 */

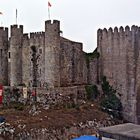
xmin=60 ymin=37 xmax=88 ymax=86
xmin=1 ymin=19 xmax=140 ymax=124
xmin=24 ymin=32 xmax=45 ymax=87
xmin=97 ymin=25 xmax=140 ymax=123
xmin=88 ymin=57 xmax=98 ymax=85
xmin=0 ymin=20 xmax=97 ymax=88
xmin=0 ymin=27 xmax=8 ymax=85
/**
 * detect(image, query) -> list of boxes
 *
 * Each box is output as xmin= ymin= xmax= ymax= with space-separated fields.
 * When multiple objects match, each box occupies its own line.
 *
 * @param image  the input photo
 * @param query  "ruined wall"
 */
xmin=97 ymin=25 xmax=140 ymax=123
xmin=60 ymin=37 xmax=87 ymax=86
xmin=10 ymin=25 xmax=23 ymax=86
xmin=0 ymin=27 xmax=8 ymax=85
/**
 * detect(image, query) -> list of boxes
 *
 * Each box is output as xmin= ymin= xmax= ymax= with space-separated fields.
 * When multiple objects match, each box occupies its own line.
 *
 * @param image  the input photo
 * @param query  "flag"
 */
xmin=48 ymin=1 xmax=52 ymax=7
xmin=0 ymin=12 xmax=3 ymax=15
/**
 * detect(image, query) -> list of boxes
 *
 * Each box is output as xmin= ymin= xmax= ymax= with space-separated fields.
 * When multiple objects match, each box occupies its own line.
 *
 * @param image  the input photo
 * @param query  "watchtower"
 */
xmin=10 ymin=25 xmax=23 ymax=86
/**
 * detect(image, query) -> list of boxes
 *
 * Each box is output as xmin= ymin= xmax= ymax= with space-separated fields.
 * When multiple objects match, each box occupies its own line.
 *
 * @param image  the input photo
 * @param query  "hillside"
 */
xmin=0 ymin=101 xmax=123 ymax=140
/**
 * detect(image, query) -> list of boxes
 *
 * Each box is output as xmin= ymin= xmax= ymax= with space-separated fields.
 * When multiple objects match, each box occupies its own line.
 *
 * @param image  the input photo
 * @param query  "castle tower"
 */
xmin=97 ymin=25 xmax=140 ymax=123
xmin=0 ymin=27 xmax=8 ymax=85
xmin=10 ymin=25 xmax=23 ymax=86
xmin=45 ymin=20 xmax=61 ymax=87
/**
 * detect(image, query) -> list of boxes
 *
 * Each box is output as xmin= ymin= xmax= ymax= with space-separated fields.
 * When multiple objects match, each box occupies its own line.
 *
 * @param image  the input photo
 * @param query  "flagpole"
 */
xmin=48 ymin=1 xmax=52 ymax=20
xmin=16 ymin=9 xmax=17 ymax=24
xmin=48 ymin=6 xmax=50 ymax=20
xmin=0 ymin=12 xmax=3 ymax=27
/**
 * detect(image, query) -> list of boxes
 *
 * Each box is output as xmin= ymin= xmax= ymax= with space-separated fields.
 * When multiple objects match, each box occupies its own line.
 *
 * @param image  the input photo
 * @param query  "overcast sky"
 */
xmin=1 ymin=0 xmax=140 ymax=52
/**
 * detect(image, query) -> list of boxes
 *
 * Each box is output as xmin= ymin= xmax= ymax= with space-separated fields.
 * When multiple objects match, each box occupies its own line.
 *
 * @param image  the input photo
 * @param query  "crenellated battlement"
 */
xmin=98 ymin=25 xmax=140 ymax=37
xmin=29 ymin=32 xmax=45 ymax=46
xmin=23 ymin=33 xmax=29 ymax=40
xmin=45 ymin=20 xmax=60 ymax=29
xmin=11 ymin=25 xmax=23 ymax=30
xmin=0 ymin=27 xmax=8 ymax=38
xmin=45 ymin=20 xmax=60 ymax=25
xmin=0 ymin=27 xmax=8 ymax=32
xmin=11 ymin=25 xmax=23 ymax=36
xmin=45 ymin=20 xmax=60 ymax=35
xmin=30 ymin=32 xmax=45 ymax=39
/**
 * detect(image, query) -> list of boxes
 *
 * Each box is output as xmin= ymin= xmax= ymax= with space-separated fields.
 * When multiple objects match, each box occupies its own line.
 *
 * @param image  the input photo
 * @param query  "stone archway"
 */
xmin=136 ymin=86 xmax=140 ymax=124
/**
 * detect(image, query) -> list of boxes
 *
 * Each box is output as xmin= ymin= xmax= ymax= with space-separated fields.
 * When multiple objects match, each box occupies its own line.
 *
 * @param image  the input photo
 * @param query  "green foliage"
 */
xmin=10 ymin=102 xmax=25 ymax=111
xmin=13 ymin=87 xmax=20 ymax=102
xmin=100 ymin=76 xmax=122 ymax=119
xmin=18 ymin=83 xmax=26 ymax=87
xmin=85 ymin=85 xmax=99 ymax=100
xmin=101 ymin=76 xmax=116 ymax=95
xmin=3 ymin=88 xmax=11 ymax=106
xmin=1 ymin=80 xmax=7 ymax=86
xmin=64 ymin=102 xmax=80 ymax=110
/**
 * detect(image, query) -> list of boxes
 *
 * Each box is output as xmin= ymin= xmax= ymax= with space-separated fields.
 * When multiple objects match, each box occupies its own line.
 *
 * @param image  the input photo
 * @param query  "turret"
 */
xmin=10 ymin=25 xmax=23 ymax=86
xmin=0 ymin=27 xmax=8 ymax=85
xmin=45 ymin=20 xmax=61 ymax=87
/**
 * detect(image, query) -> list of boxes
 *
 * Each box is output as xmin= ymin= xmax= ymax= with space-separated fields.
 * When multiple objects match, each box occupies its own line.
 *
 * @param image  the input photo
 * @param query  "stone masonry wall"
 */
xmin=28 ymin=32 xmax=45 ymax=87
xmin=2 ymin=20 xmax=140 ymax=124
xmin=22 ymin=34 xmax=30 ymax=87
xmin=97 ymin=25 xmax=140 ymax=123
xmin=10 ymin=25 xmax=23 ymax=86
xmin=45 ymin=20 xmax=61 ymax=88
xmin=0 ymin=27 xmax=8 ymax=85
xmin=8 ymin=20 xmax=92 ymax=88
xmin=88 ymin=57 xmax=98 ymax=85
xmin=60 ymin=37 xmax=88 ymax=87
xmin=21 ymin=32 xmax=45 ymax=87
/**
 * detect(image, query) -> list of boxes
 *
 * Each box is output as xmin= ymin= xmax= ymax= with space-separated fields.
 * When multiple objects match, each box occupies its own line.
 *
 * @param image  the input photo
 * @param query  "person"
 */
xmin=32 ymin=90 xmax=36 ymax=102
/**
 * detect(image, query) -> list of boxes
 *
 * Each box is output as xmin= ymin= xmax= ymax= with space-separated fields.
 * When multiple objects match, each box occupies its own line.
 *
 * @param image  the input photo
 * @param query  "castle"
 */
xmin=0 ymin=20 xmax=96 ymax=88
xmin=0 ymin=20 xmax=140 ymax=124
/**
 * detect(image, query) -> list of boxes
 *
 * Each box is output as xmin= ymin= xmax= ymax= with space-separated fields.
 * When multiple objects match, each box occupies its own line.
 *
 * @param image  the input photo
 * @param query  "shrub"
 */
xmin=101 ymin=76 xmax=116 ymax=95
xmin=10 ymin=102 xmax=25 ymax=111
xmin=85 ymin=85 xmax=99 ymax=100
xmin=100 ymin=76 xmax=122 ymax=119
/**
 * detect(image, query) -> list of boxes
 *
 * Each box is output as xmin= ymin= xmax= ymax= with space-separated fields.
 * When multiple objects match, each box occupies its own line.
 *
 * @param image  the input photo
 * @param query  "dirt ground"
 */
xmin=0 ymin=102 xmax=122 ymax=135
